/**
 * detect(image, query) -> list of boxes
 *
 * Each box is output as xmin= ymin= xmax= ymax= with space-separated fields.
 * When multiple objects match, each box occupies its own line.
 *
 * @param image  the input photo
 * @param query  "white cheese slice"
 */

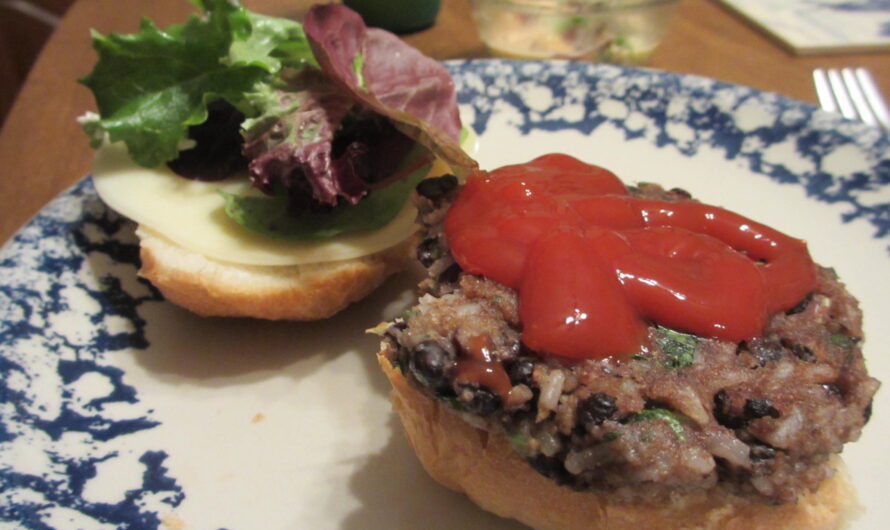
xmin=91 ymin=143 xmax=421 ymax=266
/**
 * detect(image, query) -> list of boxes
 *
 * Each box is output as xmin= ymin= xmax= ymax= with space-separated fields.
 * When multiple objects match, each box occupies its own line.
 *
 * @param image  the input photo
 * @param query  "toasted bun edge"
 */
xmin=377 ymin=350 xmax=858 ymax=530
xmin=137 ymin=226 xmax=416 ymax=320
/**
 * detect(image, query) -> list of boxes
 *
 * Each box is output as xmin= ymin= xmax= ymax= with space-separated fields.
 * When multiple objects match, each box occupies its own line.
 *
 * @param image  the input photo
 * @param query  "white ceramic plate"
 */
xmin=1 ymin=60 xmax=888 ymax=529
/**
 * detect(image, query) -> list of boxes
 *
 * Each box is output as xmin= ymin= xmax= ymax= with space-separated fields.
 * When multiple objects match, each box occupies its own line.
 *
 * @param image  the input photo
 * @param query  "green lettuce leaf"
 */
xmin=230 ymin=12 xmax=317 ymax=71
xmin=79 ymin=0 xmax=315 ymax=168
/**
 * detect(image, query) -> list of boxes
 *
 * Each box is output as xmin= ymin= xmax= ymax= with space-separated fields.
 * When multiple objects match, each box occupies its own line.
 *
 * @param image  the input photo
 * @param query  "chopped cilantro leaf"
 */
xmin=507 ymin=432 xmax=529 ymax=451
xmin=602 ymin=431 xmax=621 ymax=442
xmin=630 ymin=408 xmax=687 ymax=441
xmin=655 ymin=326 xmax=698 ymax=369
xmin=830 ymin=333 xmax=858 ymax=349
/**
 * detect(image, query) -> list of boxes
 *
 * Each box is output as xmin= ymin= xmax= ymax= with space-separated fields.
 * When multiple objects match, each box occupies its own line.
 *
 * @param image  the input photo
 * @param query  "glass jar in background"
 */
xmin=469 ymin=0 xmax=680 ymax=64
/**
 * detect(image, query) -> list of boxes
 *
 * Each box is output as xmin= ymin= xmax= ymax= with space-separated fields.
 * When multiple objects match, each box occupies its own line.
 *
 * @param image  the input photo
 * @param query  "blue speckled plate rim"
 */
xmin=0 ymin=58 xmax=887 ymax=528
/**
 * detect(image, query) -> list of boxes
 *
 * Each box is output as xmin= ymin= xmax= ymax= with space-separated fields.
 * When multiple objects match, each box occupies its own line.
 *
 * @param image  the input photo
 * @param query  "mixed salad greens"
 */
xmin=80 ymin=0 xmax=474 ymax=240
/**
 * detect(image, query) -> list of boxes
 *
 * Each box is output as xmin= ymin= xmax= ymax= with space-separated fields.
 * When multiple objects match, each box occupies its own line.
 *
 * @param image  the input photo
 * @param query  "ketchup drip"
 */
xmin=454 ymin=335 xmax=513 ymax=399
xmin=444 ymin=154 xmax=818 ymax=360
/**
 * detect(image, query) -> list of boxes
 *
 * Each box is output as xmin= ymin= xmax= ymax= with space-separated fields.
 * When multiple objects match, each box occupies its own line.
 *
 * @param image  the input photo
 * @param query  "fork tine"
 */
xmin=853 ymin=68 xmax=890 ymax=132
xmin=826 ymin=69 xmax=858 ymax=121
xmin=813 ymin=67 xmax=890 ymax=132
xmin=841 ymin=68 xmax=878 ymax=127
xmin=813 ymin=69 xmax=838 ymax=113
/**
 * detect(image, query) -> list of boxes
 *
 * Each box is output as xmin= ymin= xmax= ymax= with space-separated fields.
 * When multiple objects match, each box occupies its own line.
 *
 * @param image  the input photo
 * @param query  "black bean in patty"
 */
xmin=749 ymin=442 xmax=777 ymax=461
xmin=456 ymin=384 xmax=501 ymax=415
xmin=790 ymin=343 xmax=816 ymax=362
xmin=577 ymin=393 xmax=618 ymax=426
xmin=416 ymin=174 xmax=458 ymax=201
xmin=416 ymin=238 xmax=440 ymax=267
xmin=410 ymin=340 xmax=455 ymax=389
xmin=507 ymin=358 xmax=535 ymax=386
xmin=714 ymin=389 xmax=746 ymax=429
xmin=529 ymin=454 xmax=574 ymax=486
xmin=437 ymin=262 xmax=462 ymax=284
xmin=744 ymin=398 xmax=781 ymax=420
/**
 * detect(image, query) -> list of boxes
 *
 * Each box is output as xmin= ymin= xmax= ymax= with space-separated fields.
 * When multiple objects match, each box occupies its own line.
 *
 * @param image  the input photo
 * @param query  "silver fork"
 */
xmin=813 ymin=68 xmax=890 ymax=132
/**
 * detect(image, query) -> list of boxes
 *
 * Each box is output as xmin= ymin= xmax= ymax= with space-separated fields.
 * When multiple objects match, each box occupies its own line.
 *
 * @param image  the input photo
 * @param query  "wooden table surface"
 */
xmin=1 ymin=0 xmax=888 ymax=246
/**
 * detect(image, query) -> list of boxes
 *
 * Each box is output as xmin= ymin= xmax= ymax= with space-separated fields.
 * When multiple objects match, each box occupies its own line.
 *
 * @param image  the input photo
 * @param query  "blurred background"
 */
xmin=2 ymin=0 xmax=887 ymax=129
xmin=0 ymin=0 xmax=74 ymax=125
xmin=0 ymin=0 xmax=890 ymax=157
xmin=0 ymin=0 xmax=679 ymax=127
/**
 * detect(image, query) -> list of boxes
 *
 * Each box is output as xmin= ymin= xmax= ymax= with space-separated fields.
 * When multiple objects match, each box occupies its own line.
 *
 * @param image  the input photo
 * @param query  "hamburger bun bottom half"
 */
xmin=137 ymin=226 xmax=416 ymax=321
xmin=376 ymin=351 xmax=857 ymax=530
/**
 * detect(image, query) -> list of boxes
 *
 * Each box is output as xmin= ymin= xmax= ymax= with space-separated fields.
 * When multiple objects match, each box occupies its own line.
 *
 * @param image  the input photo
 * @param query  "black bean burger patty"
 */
xmin=379 ymin=177 xmax=880 ymax=505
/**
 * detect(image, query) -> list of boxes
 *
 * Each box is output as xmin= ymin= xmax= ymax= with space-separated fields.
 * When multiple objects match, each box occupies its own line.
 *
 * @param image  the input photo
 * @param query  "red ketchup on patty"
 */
xmin=444 ymin=154 xmax=818 ymax=360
